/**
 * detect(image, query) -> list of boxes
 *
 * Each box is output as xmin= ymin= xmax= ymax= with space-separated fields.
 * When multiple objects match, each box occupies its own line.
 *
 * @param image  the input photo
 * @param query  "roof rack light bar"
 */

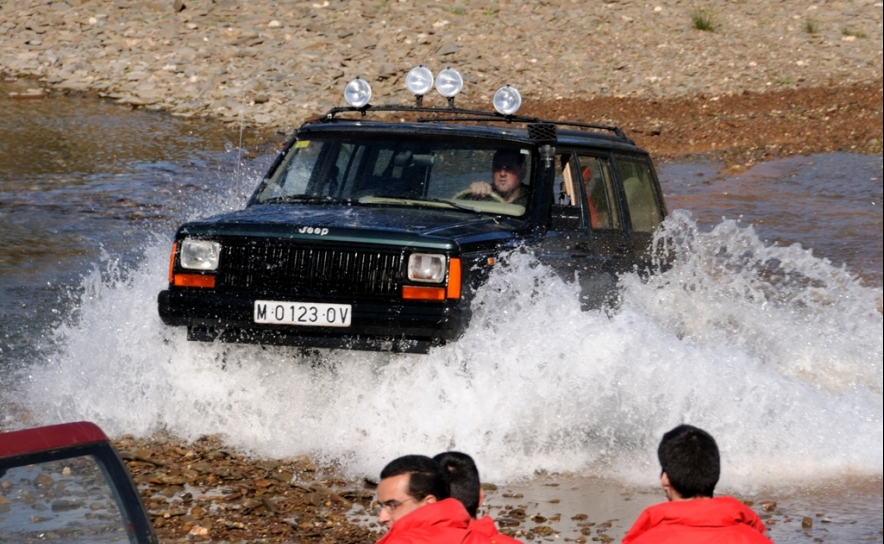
xmin=317 ymin=105 xmax=629 ymax=141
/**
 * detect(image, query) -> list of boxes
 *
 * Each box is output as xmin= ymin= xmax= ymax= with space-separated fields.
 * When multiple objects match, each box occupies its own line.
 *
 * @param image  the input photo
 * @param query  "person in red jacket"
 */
xmin=375 ymin=454 xmax=493 ymax=544
xmin=622 ymin=424 xmax=774 ymax=544
xmin=433 ymin=451 xmax=523 ymax=544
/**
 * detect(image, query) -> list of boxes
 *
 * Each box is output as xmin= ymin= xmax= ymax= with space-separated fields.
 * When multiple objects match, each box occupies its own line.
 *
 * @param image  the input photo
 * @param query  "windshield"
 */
xmin=254 ymin=135 xmax=534 ymax=217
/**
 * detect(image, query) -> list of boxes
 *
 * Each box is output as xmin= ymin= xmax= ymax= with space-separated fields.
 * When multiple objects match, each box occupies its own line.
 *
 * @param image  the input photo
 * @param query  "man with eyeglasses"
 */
xmin=433 ymin=451 xmax=522 ymax=544
xmin=375 ymin=454 xmax=494 ymax=543
xmin=466 ymin=148 xmax=529 ymax=205
xmin=622 ymin=425 xmax=773 ymax=544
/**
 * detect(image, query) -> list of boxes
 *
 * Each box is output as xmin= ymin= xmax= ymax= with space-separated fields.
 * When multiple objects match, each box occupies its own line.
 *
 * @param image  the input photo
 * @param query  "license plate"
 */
xmin=254 ymin=300 xmax=351 ymax=327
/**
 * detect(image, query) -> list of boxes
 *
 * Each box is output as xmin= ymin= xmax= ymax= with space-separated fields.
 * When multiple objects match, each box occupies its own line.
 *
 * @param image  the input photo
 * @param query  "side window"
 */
xmin=555 ymin=153 xmax=579 ymax=207
xmin=0 ymin=455 xmax=132 ymax=543
xmin=577 ymin=155 xmax=621 ymax=230
xmin=615 ymin=158 xmax=663 ymax=233
xmin=548 ymin=153 xmax=584 ymax=232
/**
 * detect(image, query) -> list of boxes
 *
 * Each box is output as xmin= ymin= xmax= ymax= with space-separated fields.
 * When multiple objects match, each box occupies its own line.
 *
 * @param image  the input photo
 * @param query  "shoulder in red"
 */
xmin=376 ymin=499 xmax=498 ymax=544
xmin=622 ymin=496 xmax=773 ymax=544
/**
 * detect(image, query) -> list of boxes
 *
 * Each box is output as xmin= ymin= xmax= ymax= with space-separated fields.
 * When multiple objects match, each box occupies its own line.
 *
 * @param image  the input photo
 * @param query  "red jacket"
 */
xmin=622 ymin=496 xmax=773 ymax=544
xmin=376 ymin=499 xmax=494 ymax=544
xmin=470 ymin=516 xmax=523 ymax=544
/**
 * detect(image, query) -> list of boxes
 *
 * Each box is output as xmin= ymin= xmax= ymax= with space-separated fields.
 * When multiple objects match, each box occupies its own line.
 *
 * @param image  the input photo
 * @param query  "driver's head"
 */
xmin=491 ymin=149 xmax=526 ymax=198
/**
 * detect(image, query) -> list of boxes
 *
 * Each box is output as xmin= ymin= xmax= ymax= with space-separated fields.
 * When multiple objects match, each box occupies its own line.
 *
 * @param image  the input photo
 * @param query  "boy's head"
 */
xmin=657 ymin=424 xmax=720 ymax=499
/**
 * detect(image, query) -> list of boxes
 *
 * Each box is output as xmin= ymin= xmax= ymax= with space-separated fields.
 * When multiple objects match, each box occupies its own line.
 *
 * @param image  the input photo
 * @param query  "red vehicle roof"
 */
xmin=0 ymin=421 xmax=109 ymax=458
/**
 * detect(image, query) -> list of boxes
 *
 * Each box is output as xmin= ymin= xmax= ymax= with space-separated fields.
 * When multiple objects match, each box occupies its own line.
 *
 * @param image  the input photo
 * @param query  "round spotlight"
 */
xmin=344 ymin=78 xmax=372 ymax=108
xmin=493 ymin=85 xmax=522 ymax=115
xmin=435 ymin=68 xmax=464 ymax=98
xmin=405 ymin=65 xmax=434 ymax=96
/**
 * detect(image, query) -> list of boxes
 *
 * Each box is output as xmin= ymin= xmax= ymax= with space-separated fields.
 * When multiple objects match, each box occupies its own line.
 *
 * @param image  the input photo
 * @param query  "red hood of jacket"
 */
xmin=622 ymin=496 xmax=772 ymax=544
xmin=377 ymin=498 xmax=489 ymax=544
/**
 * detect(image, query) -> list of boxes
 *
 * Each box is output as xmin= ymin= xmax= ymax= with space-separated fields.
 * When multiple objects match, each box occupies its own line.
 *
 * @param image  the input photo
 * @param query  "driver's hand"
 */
xmin=470 ymin=181 xmax=493 ymax=197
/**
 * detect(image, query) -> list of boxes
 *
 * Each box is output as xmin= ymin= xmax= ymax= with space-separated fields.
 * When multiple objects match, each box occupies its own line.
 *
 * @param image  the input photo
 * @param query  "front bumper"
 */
xmin=157 ymin=288 xmax=468 ymax=353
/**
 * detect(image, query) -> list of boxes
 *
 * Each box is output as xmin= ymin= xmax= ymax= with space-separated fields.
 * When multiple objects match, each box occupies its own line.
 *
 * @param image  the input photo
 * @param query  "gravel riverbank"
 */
xmin=1 ymin=0 xmax=882 ymax=150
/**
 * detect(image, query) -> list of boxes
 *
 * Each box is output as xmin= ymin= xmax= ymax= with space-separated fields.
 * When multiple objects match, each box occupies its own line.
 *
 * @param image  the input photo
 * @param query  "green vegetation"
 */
xmin=841 ymin=27 xmax=867 ymax=39
xmin=450 ymin=7 xmax=465 ymax=15
xmin=483 ymin=9 xmax=497 ymax=16
xmin=803 ymin=19 xmax=819 ymax=35
xmin=771 ymin=76 xmax=796 ymax=85
xmin=690 ymin=8 xmax=715 ymax=32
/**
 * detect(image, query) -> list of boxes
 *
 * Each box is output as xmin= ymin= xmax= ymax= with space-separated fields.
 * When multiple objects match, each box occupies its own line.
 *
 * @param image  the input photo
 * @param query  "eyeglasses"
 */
xmin=378 ymin=497 xmax=417 ymax=513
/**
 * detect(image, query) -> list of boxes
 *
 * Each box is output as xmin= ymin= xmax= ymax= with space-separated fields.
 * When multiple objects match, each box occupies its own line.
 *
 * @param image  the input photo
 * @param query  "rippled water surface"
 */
xmin=1 ymin=82 xmax=881 ymax=543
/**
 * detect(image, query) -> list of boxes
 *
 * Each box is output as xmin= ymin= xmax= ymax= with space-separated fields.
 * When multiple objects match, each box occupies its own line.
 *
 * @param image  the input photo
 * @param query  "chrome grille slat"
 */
xmin=219 ymin=244 xmax=403 ymax=297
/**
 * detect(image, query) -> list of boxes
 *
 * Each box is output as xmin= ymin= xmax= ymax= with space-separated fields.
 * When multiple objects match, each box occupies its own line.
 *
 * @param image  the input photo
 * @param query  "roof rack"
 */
xmin=314 ymin=105 xmax=631 ymax=142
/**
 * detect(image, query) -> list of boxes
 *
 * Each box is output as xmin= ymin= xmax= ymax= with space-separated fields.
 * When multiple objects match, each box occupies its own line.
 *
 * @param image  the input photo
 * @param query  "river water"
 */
xmin=0 ymin=80 xmax=881 ymax=543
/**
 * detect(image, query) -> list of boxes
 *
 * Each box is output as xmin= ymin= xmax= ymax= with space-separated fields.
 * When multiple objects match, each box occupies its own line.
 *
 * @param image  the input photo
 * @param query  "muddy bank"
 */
xmin=523 ymin=81 xmax=883 ymax=164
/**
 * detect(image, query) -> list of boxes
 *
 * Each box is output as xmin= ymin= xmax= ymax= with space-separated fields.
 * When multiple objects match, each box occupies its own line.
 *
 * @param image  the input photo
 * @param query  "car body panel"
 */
xmin=158 ymin=102 xmax=667 ymax=353
xmin=0 ymin=422 xmax=158 ymax=544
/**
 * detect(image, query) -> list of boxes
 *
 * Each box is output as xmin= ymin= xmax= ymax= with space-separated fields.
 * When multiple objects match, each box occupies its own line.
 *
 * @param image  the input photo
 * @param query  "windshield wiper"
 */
xmin=261 ymin=195 xmax=355 ymax=205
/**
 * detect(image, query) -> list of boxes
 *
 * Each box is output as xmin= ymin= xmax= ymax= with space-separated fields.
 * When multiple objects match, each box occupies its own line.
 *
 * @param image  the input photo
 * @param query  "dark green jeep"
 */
xmin=158 ymin=68 xmax=667 ymax=353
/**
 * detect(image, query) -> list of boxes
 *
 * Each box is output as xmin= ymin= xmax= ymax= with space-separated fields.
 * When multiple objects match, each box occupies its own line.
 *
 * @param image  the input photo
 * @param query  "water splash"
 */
xmin=9 ymin=210 xmax=882 ymax=494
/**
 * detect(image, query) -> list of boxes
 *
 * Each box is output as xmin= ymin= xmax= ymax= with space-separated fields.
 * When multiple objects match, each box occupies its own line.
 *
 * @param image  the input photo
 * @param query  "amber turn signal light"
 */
xmin=446 ymin=257 xmax=461 ymax=299
xmin=402 ymin=285 xmax=446 ymax=301
xmin=167 ymin=242 xmax=178 ymax=284
xmin=173 ymin=274 xmax=216 ymax=288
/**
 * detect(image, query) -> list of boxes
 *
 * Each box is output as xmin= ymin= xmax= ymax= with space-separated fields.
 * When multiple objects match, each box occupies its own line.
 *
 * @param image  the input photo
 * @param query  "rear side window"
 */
xmin=577 ymin=155 xmax=621 ymax=230
xmin=0 ymin=455 xmax=133 ymax=543
xmin=615 ymin=158 xmax=663 ymax=232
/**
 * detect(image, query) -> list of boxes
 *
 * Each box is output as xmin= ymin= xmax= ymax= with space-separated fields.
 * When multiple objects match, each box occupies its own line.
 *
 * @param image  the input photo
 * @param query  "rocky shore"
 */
xmin=1 ymin=0 xmax=882 ymax=160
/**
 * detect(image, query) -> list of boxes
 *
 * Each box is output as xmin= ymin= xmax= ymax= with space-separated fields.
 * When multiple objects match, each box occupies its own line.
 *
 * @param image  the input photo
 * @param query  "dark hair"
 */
xmin=492 ymin=148 xmax=526 ymax=167
xmin=433 ymin=451 xmax=481 ymax=517
xmin=380 ymin=455 xmax=450 ymax=502
xmin=657 ymin=424 xmax=720 ymax=499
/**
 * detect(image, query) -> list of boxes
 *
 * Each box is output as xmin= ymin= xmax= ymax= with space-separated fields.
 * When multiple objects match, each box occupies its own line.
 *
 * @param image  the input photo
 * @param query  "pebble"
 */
xmin=1 ymin=0 xmax=881 ymax=133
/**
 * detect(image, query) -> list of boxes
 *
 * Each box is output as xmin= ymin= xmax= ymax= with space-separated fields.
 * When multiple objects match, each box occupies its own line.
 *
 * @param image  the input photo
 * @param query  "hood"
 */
xmin=625 ymin=497 xmax=768 ymax=539
xmin=177 ymin=203 xmax=527 ymax=251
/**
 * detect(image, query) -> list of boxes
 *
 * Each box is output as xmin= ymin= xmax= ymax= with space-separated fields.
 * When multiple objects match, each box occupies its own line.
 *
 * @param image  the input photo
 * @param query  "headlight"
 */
xmin=408 ymin=253 xmax=447 ymax=283
xmin=180 ymin=239 xmax=221 ymax=270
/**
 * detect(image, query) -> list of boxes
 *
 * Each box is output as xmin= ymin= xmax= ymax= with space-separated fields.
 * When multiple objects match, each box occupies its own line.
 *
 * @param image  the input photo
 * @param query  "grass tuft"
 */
xmin=690 ymin=8 xmax=715 ymax=32
xmin=803 ymin=19 xmax=819 ymax=35
xmin=841 ymin=27 xmax=867 ymax=39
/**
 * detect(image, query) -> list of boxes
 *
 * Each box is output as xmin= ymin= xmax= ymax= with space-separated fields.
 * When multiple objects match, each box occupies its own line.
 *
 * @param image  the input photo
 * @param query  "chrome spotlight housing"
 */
xmin=435 ymin=68 xmax=464 ymax=102
xmin=493 ymin=85 xmax=522 ymax=115
xmin=344 ymin=78 xmax=372 ymax=108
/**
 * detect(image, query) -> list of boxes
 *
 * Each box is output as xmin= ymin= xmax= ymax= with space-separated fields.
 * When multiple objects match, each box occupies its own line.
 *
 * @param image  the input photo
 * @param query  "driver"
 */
xmin=467 ymin=149 xmax=529 ymax=205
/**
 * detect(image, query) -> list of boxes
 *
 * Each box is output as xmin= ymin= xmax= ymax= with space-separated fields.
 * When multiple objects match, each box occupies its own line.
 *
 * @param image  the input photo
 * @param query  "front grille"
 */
xmin=218 ymin=243 xmax=403 ymax=297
